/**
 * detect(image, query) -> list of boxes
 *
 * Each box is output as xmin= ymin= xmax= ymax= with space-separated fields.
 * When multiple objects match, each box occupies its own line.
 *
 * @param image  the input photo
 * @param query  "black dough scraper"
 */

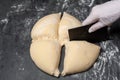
xmin=68 ymin=22 xmax=110 ymax=43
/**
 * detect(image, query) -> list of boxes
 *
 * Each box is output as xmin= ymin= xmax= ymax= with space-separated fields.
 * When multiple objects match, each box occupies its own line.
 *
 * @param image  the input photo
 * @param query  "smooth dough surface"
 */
xmin=31 ymin=13 xmax=60 ymax=40
xmin=30 ymin=12 xmax=101 ymax=77
xmin=30 ymin=40 xmax=61 ymax=77
xmin=62 ymin=41 xmax=100 ymax=76
xmin=59 ymin=12 xmax=82 ymax=45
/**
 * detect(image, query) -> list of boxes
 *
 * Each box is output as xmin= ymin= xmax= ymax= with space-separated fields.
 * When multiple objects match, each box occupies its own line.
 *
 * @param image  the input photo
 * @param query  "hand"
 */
xmin=82 ymin=0 xmax=120 ymax=33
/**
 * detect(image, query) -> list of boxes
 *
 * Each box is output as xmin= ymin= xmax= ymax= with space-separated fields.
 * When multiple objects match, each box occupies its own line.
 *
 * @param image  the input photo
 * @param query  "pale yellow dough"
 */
xmin=30 ymin=40 xmax=61 ymax=77
xmin=30 ymin=12 xmax=100 ymax=77
xmin=62 ymin=41 xmax=100 ymax=76
xmin=31 ymin=13 xmax=60 ymax=40
xmin=59 ymin=12 xmax=82 ymax=45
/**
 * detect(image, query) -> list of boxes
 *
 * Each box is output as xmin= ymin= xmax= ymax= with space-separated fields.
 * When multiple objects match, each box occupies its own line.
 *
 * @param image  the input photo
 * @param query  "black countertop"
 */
xmin=0 ymin=0 xmax=120 ymax=80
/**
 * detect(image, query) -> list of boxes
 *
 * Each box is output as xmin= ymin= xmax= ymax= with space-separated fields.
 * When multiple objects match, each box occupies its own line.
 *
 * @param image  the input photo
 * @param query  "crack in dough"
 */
xmin=59 ymin=12 xmax=82 ymax=45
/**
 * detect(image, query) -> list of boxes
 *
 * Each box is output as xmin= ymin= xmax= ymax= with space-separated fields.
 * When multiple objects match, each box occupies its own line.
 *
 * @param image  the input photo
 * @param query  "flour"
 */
xmin=88 ymin=0 xmax=95 ymax=7
xmin=70 ymin=40 xmax=120 ymax=80
xmin=0 ymin=18 xmax=9 ymax=33
xmin=10 ymin=0 xmax=31 ymax=13
xmin=1 ymin=0 xmax=119 ymax=79
xmin=0 ymin=18 xmax=8 ymax=24
xmin=15 ymin=52 xmax=25 ymax=71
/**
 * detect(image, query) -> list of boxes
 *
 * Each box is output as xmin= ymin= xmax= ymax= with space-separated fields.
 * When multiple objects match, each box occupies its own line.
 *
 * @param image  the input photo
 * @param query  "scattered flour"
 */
xmin=1 ymin=0 xmax=119 ymax=79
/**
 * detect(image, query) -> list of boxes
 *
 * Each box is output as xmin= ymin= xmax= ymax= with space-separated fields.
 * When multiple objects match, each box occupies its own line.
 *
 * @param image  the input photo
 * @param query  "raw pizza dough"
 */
xmin=59 ymin=12 xmax=82 ymax=45
xmin=31 ymin=13 xmax=60 ymax=41
xmin=62 ymin=41 xmax=100 ymax=76
xmin=30 ymin=40 xmax=61 ymax=77
xmin=30 ymin=13 xmax=61 ymax=77
xmin=30 ymin=12 xmax=100 ymax=77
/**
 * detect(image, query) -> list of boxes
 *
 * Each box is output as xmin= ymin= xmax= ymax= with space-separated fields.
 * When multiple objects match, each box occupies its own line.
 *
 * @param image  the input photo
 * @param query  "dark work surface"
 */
xmin=0 ymin=0 xmax=120 ymax=80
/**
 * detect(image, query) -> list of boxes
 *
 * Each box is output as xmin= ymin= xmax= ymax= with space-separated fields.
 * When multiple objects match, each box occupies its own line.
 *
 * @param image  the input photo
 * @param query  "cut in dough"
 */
xmin=30 ymin=12 xmax=101 ymax=77
xmin=62 ymin=41 xmax=100 ymax=76
xmin=59 ymin=12 xmax=82 ymax=45
xmin=30 ymin=40 xmax=61 ymax=77
xmin=31 ymin=13 xmax=60 ymax=40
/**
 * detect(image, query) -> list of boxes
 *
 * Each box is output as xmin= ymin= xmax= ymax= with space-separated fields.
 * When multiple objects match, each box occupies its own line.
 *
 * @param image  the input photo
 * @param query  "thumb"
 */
xmin=88 ymin=22 xmax=105 ymax=33
xmin=82 ymin=13 xmax=98 ymax=26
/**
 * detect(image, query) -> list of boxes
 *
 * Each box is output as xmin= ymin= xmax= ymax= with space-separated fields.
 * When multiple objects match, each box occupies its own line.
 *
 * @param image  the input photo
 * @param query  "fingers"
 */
xmin=88 ymin=22 xmax=105 ymax=33
xmin=82 ymin=13 xmax=98 ymax=26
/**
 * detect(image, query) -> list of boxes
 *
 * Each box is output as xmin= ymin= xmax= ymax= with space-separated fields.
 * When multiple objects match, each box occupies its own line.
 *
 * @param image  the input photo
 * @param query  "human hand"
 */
xmin=82 ymin=0 xmax=120 ymax=33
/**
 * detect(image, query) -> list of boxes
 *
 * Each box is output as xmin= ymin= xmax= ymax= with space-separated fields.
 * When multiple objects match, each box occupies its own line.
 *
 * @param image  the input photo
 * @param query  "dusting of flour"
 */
xmin=0 ymin=0 xmax=120 ymax=80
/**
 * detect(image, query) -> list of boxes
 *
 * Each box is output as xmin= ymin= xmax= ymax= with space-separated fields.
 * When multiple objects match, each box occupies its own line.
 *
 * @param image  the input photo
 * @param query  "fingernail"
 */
xmin=88 ymin=28 xmax=94 ymax=33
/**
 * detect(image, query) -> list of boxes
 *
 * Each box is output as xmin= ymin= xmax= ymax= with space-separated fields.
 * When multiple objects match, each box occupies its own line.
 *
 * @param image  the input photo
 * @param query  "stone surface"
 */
xmin=0 ymin=0 xmax=120 ymax=80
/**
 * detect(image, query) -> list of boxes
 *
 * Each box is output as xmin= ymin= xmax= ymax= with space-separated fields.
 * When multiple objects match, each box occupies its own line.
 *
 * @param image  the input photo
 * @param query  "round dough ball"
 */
xmin=31 ymin=13 xmax=60 ymax=41
xmin=62 ymin=41 xmax=100 ymax=76
xmin=30 ymin=40 xmax=61 ymax=77
xmin=59 ymin=12 xmax=82 ymax=45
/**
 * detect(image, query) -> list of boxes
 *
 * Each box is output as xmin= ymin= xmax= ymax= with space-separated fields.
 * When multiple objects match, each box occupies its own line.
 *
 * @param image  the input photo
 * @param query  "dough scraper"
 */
xmin=68 ymin=22 xmax=110 ymax=43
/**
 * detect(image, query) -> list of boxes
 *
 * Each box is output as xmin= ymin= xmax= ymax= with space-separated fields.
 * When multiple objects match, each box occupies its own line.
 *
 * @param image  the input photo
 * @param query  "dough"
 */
xmin=31 ymin=13 xmax=60 ymax=41
xmin=30 ymin=40 xmax=61 ymax=77
xmin=59 ymin=12 xmax=82 ymax=45
xmin=62 ymin=41 xmax=100 ymax=76
xmin=30 ymin=12 xmax=101 ymax=77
